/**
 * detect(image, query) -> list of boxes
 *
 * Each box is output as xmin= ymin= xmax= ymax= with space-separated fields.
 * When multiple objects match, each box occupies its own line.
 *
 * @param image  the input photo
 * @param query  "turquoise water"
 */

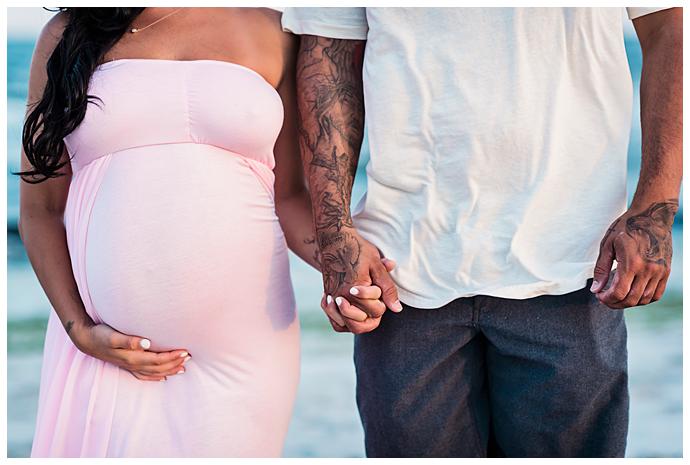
xmin=7 ymin=33 xmax=682 ymax=457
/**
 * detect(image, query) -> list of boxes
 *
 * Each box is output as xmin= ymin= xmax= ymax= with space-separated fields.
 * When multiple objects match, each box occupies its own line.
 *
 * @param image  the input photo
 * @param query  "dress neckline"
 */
xmin=94 ymin=58 xmax=282 ymax=105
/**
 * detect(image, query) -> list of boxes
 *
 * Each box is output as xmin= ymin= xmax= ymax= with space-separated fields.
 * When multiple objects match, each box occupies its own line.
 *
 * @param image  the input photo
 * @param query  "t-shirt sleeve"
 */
xmin=626 ymin=7 xmax=673 ymax=19
xmin=281 ymin=7 xmax=368 ymax=40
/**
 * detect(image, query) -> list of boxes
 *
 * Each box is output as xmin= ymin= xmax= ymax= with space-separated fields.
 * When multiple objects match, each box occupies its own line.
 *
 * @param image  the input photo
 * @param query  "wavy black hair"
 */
xmin=17 ymin=7 xmax=145 ymax=183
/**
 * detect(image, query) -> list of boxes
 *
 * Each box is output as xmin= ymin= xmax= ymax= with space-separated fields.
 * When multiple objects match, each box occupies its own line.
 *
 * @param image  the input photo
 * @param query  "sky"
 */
xmin=8 ymin=7 xmax=639 ymax=40
xmin=7 ymin=8 xmax=57 ymax=39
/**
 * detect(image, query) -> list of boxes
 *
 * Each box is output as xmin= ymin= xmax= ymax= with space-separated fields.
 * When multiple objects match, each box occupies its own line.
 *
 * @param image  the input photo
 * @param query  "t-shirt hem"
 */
xmin=626 ymin=7 xmax=674 ymax=20
xmin=396 ymin=270 xmax=596 ymax=309
xmin=281 ymin=18 xmax=368 ymax=40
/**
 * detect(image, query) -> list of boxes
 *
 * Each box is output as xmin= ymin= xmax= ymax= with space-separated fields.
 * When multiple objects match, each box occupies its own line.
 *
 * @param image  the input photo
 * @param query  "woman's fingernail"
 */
xmin=159 ymin=378 xmax=166 ymax=382
xmin=335 ymin=296 xmax=343 ymax=307
xmin=140 ymin=339 xmax=151 ymax=350
xmin=392 ymin=300 xmax=403 ymax=312
xmin=590 ymin=280 xmax=599 ymax=292
xmin=350 ymin=287 xmax=360 ymax=296
xmin=183 ymin=356 xmax=191 ymax=363
xmin=177 ymin=369 xmax=185 ymax=375
xmin=326 ymin=295 xmax=333 ymax=305
xmin=179 ymin=351 xmax=188 ymax=358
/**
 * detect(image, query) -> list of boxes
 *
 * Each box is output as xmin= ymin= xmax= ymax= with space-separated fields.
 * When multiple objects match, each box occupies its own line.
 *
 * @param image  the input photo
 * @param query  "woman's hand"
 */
xmin=72 ymin=323 xmax=191 ymax=381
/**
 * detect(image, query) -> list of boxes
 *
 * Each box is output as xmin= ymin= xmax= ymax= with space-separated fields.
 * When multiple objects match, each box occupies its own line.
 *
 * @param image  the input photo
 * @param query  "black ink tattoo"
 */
xmin=625 ymin=199 xmax=678 ymax=267
xmin=319 ymin=230 xmax=362 ymax=292
xmin=303 ymin=236 xmax=323 ymax=269
xmin=296 ymin=36 xmax=366 ymax=293
xmin=65 ymin=320 xmax=74 ymax=335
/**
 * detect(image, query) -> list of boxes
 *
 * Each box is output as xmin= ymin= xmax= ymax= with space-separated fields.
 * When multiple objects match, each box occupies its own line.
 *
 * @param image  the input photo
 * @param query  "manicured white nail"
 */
xmin=350 ymin=287 xmax=360 ymax=296
xmin=140 ymin=339 xmax=151 ymax=350
xmin=326 ymin=295 xmax=333 ymax=305
xmin=179 ymin=351 xmax=188 ymax=358
xmin=177 ymin=369 xmax=185 ymax=375
xmin=183 ymin=356 xmax=191 ymax=363
xmin=335 ymin=296 xmax=343 ymax=307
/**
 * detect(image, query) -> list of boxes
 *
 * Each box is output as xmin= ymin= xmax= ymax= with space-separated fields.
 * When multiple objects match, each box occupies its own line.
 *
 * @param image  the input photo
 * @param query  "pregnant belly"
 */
xmin=83 ymin=144 xmax=296 ymax=357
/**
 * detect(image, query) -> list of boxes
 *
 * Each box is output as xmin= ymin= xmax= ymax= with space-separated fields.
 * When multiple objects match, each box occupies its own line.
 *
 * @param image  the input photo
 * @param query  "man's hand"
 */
xmin=592 ymin=199 xmax=678 ymax=308
xmin=595 ymin=9 xmax=684 ymax=309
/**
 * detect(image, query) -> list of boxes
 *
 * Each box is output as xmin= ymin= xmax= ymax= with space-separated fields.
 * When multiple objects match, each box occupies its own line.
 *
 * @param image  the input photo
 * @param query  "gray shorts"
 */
xmin=354 ymin=280 xmax=628 ymax=457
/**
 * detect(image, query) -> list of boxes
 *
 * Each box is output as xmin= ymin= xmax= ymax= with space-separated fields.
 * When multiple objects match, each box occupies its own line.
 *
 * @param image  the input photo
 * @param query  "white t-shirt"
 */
xmin=282 ymin=7 xmax=669 ymax=308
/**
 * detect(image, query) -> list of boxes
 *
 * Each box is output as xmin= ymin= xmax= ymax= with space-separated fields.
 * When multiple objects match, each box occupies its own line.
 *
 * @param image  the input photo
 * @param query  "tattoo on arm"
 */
xmin=296 ymin=36 xmax=366 ymax=291
xmin=303 ymin=236 xmax=323 ymax=269
xmin=63 ymin=286 xmax=94 ymax=337
xmin=317 ymin=230 xmax=362 ymax=291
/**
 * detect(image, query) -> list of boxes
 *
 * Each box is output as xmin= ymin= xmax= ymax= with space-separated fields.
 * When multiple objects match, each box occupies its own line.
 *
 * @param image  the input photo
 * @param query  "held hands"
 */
xmin=71 ymin=322 xmax=191 ymax=381
xmin=591 ymin=199 xmax=678 ymax=308
xmin=320 ymin=257 xmax=398 ymax=333
xmin=317 ymin=226 xmax=402 ymax=334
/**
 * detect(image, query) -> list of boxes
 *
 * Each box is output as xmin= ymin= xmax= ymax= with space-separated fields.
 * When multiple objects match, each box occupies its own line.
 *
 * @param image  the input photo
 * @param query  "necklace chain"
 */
xmin=130 ymin=8 xmax=182 ymax=34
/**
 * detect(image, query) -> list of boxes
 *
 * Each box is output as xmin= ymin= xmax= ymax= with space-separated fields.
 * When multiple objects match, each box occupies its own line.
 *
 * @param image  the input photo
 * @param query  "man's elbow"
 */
xmin=639 ymin=9 xmax=683 ymax=54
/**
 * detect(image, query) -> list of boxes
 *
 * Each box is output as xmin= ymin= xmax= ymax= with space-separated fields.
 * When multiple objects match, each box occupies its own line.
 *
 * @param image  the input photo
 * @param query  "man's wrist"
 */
xmin=316 ymin=226 xmax=363 ymax=293
xmin=315 ymin=224 xmax=358 ymax=251
xmin=628 ymin=196 xmax=679 ymax=216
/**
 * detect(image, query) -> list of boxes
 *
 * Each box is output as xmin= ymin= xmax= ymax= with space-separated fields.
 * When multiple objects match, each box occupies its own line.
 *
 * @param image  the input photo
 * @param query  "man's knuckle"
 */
xmin=382 ymin=286 xmax=397 ymax=298
xmin=593 ymin=263 xmax=607 ymax=272
xmin=612 ymin=289 xmax=627 ymax=301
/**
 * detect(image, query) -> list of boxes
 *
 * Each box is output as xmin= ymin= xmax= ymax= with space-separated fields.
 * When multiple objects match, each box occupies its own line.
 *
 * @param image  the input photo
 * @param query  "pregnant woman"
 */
xmin=19 ymin=7 xmax=389 ymax=457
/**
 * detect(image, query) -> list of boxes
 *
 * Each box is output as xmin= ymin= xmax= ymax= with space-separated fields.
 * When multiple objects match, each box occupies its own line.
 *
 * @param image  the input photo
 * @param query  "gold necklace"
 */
xmin=130 ymin=8 xmax=183 ymax=34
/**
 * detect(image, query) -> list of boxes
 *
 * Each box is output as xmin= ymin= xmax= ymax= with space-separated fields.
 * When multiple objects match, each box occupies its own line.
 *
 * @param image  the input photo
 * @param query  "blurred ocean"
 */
xmin=7 ymin=27 xmax=682 ymax=457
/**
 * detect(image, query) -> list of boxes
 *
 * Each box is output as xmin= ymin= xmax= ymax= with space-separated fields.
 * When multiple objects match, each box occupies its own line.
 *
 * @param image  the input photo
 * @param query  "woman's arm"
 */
xmin=21 ymin=14 xmax=92 ymax=346
xmin=273 ymin=33 xmax=324 ymax=271
xmin=19 ymin=14 xmax=189 ymax=381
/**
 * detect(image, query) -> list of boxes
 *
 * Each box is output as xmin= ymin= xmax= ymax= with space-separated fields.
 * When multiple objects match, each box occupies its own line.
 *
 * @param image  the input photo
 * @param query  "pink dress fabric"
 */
xmin=30 ymin=59 xmax=300 ymax=457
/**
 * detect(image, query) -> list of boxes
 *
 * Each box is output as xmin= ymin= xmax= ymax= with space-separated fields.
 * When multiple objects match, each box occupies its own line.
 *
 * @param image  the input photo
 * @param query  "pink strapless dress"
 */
xmin=30 ymin=59 xmax=300 ymax=457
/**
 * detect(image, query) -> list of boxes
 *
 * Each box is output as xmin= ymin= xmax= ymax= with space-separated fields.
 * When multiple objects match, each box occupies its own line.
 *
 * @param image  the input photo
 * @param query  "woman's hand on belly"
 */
xmin=73 ymin=322 xmax=191 ymax=381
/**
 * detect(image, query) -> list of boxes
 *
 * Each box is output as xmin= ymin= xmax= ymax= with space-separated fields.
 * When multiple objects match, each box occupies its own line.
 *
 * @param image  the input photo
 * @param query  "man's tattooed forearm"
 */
xmin=303 ymin=236 xmax=323 ymax=268
xmin=625 ymin=199 xmax=678 ymax=267
xmin=297 ymin=36 xmax=365 ymax=238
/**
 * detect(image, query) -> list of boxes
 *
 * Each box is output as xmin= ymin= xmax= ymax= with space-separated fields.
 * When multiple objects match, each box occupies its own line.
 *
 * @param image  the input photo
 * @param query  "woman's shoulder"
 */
xmin=35 ymin=11 xmax=68 ymax=60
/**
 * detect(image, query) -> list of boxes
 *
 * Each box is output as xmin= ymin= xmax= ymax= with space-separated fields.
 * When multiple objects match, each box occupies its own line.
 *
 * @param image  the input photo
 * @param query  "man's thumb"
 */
xmin=592 ymin=241 xmax=614 ymax=293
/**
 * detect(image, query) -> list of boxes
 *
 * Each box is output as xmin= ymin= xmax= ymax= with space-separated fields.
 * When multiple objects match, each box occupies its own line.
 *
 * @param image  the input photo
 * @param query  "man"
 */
xmin=284 ymin=7 xmax=682 ymax=457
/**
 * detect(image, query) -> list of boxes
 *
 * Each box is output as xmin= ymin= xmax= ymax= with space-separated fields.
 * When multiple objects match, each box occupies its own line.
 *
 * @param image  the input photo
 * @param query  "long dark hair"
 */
xmin=17 ymin=7 xmax=145 ymax=183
